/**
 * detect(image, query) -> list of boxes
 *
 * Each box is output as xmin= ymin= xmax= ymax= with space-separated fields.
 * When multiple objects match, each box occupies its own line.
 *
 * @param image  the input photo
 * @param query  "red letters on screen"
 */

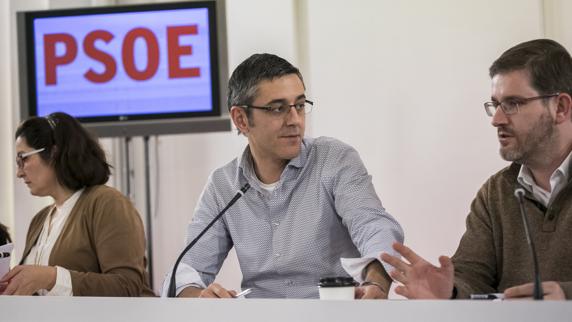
xmin=83 ymin=30 xmax=117 ymax=83
xmin=122 ymin=28 xmax=160 ymax=81
xmin=44 ymin=33 xmax=78 ymax=85
xmin=43 ymin=25 xmax=201 ymax=85
xmin=167 ymin=25 xmax=200 ymax=78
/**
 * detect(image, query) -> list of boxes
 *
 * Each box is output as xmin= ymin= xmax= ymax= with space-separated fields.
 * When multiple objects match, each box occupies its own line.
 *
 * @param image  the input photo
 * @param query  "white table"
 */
xmin=1 ymin=297 xmax=571 ymax=322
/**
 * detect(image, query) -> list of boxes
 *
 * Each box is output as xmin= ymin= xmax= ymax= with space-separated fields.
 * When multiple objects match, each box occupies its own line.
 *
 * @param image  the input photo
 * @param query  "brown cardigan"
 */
xmin=452 ymin=162 xmax=572 ymax=299
xmin=21 ymin=185 xmax=155 ymax=296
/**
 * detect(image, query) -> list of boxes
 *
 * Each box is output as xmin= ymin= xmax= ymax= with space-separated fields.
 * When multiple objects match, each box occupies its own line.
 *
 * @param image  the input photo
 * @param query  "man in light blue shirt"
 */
xmin=165 ymin=53 xmax=403 ymax=299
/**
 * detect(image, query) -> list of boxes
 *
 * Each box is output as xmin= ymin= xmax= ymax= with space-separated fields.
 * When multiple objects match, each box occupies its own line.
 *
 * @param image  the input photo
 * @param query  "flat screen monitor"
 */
xmin=17 ymin=1 xmax=230 ymax=137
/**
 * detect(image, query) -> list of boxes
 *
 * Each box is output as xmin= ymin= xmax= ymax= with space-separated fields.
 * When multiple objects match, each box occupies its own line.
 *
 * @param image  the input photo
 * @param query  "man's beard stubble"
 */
xmin=499 ymin=110 xmax=558 ymax=165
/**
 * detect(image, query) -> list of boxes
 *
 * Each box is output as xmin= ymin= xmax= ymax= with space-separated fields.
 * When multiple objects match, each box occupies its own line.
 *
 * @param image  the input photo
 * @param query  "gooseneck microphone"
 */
xmin=167 ymin=183 xmax=251 ymax=297
xmin=514 ymin=188 xmax=543 ymax=300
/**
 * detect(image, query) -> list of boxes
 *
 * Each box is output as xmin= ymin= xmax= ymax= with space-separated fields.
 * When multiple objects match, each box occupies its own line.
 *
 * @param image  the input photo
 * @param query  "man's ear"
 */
xmin=230 ymin=106 xmax=250 ymax=134
xmin=554 ymin=93 xmax=572 ymax=124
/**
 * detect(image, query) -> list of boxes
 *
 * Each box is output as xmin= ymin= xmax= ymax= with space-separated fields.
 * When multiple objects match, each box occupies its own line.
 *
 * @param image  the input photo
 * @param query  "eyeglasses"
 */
xmin=483 ymin=93 xmax=560 ymax=117
xmin=240 ymin=100 xmax=314 ymax=117
xmin=16 ymin=148 xmax=45 ymax=169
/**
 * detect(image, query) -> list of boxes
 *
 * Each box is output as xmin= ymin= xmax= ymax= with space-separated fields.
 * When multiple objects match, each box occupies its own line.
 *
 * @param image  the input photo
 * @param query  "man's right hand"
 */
xmin=380 ymin=242 xmax=455 ymax=299
xmin=177 ymin=283 xmax=238 ymax=298
xmin=199 ymin=283 xmax=237 ymax=298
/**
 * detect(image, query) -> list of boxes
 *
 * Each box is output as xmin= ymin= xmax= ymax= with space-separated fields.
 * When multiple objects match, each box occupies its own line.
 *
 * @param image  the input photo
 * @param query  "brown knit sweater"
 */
xmin=452 ymin=162 xmax=572 ymax=299
xmin=21 ymin=185 xmax=155 ymax=296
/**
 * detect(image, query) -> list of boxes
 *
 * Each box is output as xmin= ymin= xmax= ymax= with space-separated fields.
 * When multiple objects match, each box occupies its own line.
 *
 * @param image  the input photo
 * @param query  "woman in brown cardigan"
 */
xmin=0 ymin=112 xmax=154 ymax=296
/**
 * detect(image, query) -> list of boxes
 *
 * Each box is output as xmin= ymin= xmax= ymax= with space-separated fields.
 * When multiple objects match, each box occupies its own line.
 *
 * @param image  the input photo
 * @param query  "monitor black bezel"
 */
xmin=17 ymin=0 xmax=230 ymax=137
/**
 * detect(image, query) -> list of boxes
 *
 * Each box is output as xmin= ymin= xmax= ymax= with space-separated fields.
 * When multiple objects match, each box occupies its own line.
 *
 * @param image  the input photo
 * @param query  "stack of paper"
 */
xmin=0 ymin=243 xmax=14 ymax=278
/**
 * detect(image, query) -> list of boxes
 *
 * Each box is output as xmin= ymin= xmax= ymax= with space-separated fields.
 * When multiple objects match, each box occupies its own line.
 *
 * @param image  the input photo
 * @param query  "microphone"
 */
xmin=167 ymin=183 xmax=251 ymax=297
xmin=514 ymin=188 xmax=543 ymax=300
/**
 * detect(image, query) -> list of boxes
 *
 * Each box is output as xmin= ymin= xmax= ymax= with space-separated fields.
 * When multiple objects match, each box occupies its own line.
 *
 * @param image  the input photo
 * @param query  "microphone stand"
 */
xmin=167 ymin=183 xmax=251 ymax=297
xmin=514 ymin=188 xmax=543 ymax=300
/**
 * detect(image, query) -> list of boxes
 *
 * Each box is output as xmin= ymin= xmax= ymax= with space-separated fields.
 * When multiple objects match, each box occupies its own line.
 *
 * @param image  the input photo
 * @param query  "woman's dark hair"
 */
xmin=0 ymin=223 xmax=11 ymax=245
xmin=15 ymin=112 xmax=111 ymax=191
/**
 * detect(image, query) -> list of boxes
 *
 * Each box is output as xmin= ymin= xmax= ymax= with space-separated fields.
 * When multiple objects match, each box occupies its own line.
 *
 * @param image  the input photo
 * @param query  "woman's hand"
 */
xmin=0 ymin=265 xmax=56 ymax=295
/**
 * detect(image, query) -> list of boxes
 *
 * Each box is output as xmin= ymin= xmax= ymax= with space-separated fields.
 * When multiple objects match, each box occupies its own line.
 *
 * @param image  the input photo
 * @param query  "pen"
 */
xmin=234 ymin=288 xmax=252 ymax=298
xmin=470 ymin=293 xmax=505 ymax=300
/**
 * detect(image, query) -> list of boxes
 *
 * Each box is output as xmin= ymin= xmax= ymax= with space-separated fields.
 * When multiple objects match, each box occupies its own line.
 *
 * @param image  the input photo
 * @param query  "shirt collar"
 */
xmin=560 ymin=150 xmax=572 ymax=182
xmin=517 ymin=166 xmax=535 ymax=192
xmin=237 ymin=146 xmax=255 ymax=181
xmin=55 ymin=188 xmax=83 ymax=213
xmin=517 ymin=150 xmax=572 ymax=192
xmin=287 ymin=139 xmax=307 ymax=169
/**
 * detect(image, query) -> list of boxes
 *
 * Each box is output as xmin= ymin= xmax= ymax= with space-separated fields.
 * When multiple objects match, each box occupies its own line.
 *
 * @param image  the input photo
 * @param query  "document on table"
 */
xmin=0 ymin=243 xmax=14 ymax=277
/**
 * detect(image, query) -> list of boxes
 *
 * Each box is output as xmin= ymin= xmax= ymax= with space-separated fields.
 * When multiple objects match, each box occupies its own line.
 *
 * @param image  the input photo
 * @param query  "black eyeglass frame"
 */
xmin=239 ymin=99 xmax=314 ymax=115
xmin=483 ymin=93 xmax=560 ymax=117
xmin=16 ymin=148 xmax=45 ymax=169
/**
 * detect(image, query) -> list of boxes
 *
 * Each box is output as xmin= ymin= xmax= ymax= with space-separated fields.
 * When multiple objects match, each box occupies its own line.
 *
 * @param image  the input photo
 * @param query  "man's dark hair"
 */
xmin=15 ymin=112 xmax=111 ymax=191
xmin=489 ymin=39 xmax=572 ymax=97
xmin=227 ymin=53 xmax=304 ymax=132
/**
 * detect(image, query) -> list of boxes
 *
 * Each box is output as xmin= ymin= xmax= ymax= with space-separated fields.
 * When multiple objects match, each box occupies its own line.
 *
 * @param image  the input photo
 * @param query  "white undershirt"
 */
xmin=517 ymin=151 xmax=571 ymax=207
xmin=257 ymin=180 xmax=278 ymax=192
xmin=24 ymin=189 xmax=83 ymax=296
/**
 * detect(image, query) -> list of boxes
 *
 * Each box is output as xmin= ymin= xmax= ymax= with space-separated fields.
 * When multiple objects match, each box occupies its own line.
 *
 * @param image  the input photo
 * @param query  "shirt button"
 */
xmin=275 ymin=253 xmax=281 ymax=257
xmin=273 ymin=222 xmax=279 ymax=227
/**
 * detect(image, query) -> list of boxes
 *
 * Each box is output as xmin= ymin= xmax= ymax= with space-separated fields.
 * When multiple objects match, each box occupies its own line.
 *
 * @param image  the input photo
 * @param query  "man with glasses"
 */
xmin=164 ymin=53 xmax=403 ymax=299
xmin=382 ymin=39 xmax=572 ymax=300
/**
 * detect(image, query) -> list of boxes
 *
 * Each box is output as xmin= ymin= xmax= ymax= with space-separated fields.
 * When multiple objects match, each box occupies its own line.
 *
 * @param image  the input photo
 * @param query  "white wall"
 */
xmin=304 ymin=0 xmax=543 ymax=271
xmin=544 ymin=0 xmax=572 ymax=50
xmin=3 ymin=0 xmax=571 ymax=297
xmin=0 ymin=0 xmax=14 ymax=235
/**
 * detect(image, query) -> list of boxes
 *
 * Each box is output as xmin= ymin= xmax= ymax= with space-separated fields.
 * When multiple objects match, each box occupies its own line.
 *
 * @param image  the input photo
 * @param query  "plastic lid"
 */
xmin=318 ymin=277 xmax=357 ymax=287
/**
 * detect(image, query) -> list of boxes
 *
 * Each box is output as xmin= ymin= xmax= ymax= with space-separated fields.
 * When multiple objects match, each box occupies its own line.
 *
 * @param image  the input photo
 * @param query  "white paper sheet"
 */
xmin=0 ymin=243 xmax=14 ymax=278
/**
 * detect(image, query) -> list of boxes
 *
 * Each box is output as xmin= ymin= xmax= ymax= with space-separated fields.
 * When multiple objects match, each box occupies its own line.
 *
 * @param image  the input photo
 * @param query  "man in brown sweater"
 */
xmin=382 ymin=39 xmax=572 ymax=300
